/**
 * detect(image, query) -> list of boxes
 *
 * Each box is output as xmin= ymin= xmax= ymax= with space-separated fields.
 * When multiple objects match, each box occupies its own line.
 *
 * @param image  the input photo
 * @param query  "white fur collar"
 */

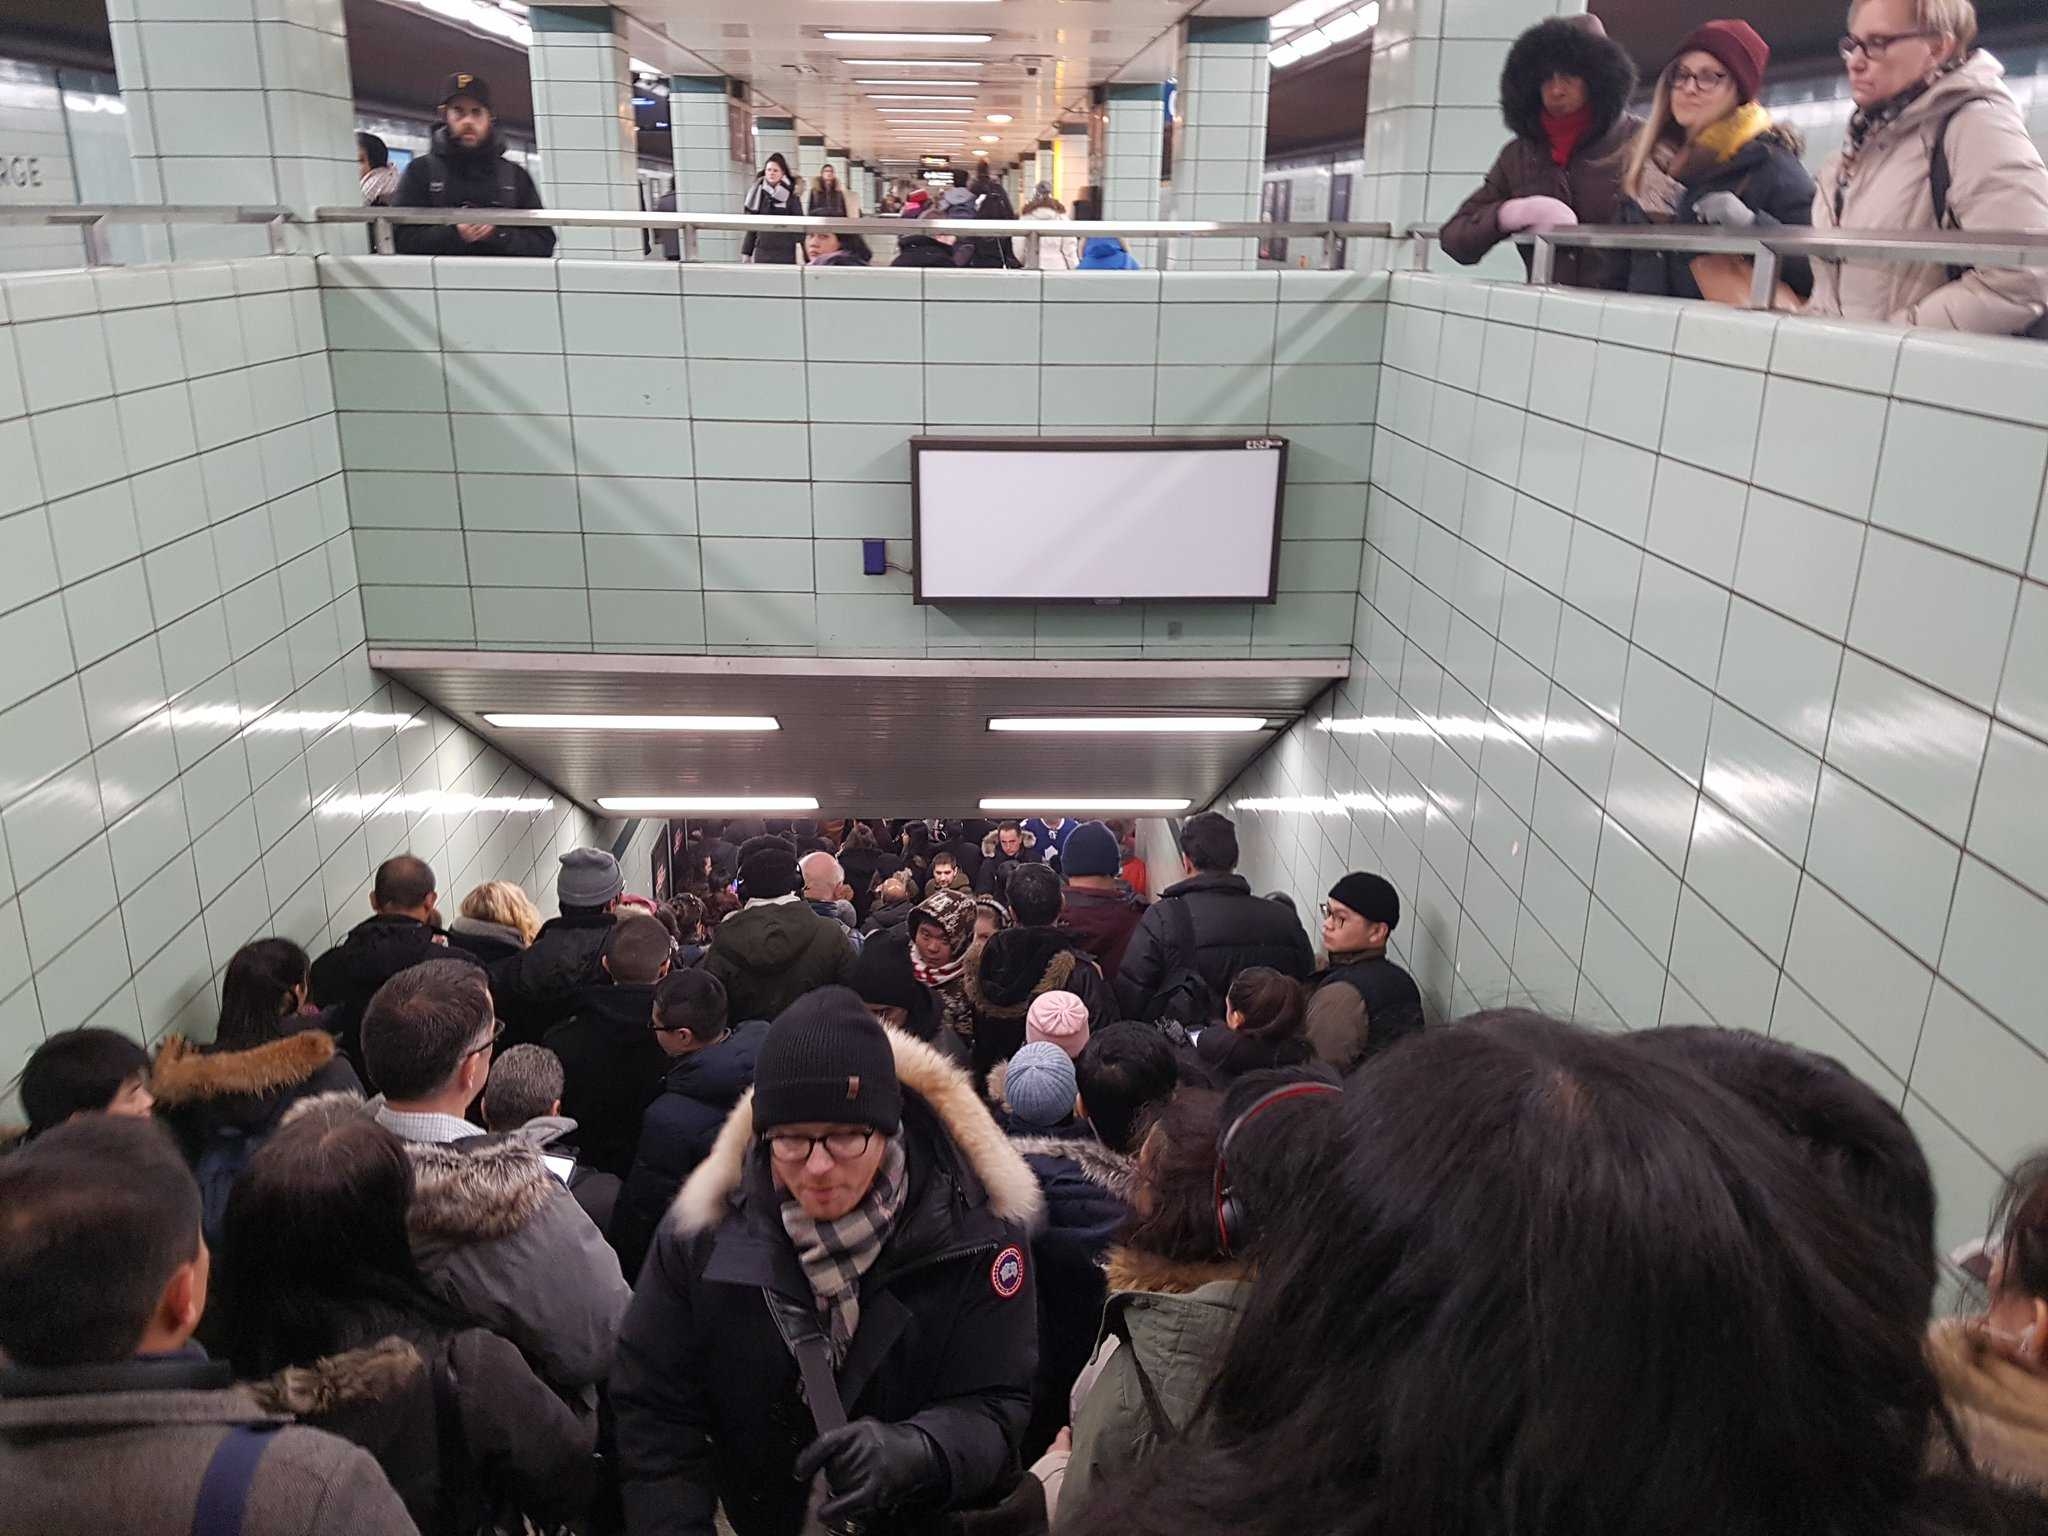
xmin=672 ymin=1025 xmax=1044 ymax=1238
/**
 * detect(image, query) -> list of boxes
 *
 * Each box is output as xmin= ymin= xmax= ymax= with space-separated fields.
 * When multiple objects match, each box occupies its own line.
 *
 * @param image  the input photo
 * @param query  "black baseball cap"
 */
xmin=440 ymin=72 xmax=492 ymax=109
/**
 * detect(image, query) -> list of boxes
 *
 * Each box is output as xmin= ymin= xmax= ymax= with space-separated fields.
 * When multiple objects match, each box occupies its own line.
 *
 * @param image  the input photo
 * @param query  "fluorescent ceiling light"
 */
xmin=482 ymin=713 xmax=779 ymax=732
xmin=1269 ymin=0 xmax=1350 ymax=30
xmin=878 ymin=106 xmax=974 ymax=113
xmin=868 ymin=93 xmax=976 ymax=100
xmin=823 ymin=31 xmax=994 ymax=43
xmin=855 ymin=78 xmax=982 ymax=85
xmin=980 ymin=797 xmax=1193 ymax=813
xmin=1268 ymin=41 xmax=1302 ymax=67
xmin=973 ymin=148 xmax=990 ymax=156
xmin=1293 ymin=28 xmax=1335 ymax=56
xmin=986 ymin=112 xmax=1012 ymax=123
xmin=841 ymin=57 xmax=983 ymax=65
xmin=988 ymin=717 xmax=1270 ymax=734
xmin=598 ymin=796 xmax=821 ymax=813
xmin=1320 ymin=7 xmax=1373 ymax=41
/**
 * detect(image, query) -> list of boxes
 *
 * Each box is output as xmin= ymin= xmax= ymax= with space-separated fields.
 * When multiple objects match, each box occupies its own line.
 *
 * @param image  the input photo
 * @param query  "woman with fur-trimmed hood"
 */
xmin=612 ymin=989 xmax=1042 ymax=1536
xmin=1439 ymin=14 xmax=1641 ymax=290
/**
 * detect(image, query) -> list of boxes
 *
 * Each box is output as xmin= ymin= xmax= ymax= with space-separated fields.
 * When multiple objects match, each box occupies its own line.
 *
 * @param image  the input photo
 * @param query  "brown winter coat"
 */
xmin=1808 ymin=51 xmax=2048 ymax=336
xmin=1440 ymin=119 xmax=1643 ymax=291
xmin=0 ymin=1354 xmax=419 ymax=1536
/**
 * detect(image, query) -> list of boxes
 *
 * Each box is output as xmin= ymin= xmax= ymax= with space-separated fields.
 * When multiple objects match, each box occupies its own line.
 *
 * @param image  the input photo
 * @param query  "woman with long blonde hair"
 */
xmin=447 ymin=879 xmax=543 ymax=965
xmin=1615 ymin=20 xmax=1815 ymax=307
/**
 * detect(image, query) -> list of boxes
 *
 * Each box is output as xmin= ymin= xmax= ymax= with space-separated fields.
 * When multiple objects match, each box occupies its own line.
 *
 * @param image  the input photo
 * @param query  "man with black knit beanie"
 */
xmin=613 ymin=987 xmax=1043 ymax=1536
xmin=1305 ymin=871 xmax=1425 ymax=1074
xmin=702 ymin=835 xmax=858 ymax=1023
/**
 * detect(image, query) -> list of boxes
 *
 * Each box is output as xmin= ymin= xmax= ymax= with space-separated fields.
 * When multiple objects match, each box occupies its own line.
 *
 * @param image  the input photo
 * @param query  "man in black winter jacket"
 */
xmin=309 ymin=854 xmax=478 ymax=1077
xmin=960 ymin=864 xmax=1118 ymax=1087
xmin=612 ymin=990 xmax=1041 ymax=1536
xmin=609 ymin=970 xmax=768 ymax=1283
xmin=1114 ymin=812 xmax=1315 ymax=1023
xmin=391 ymin=73 xmax=556 ymax=257
xmin=542 ymin=913 xmax=676 ymax=1180
xmin=493 ymin=848 xmax=623 ymax=1046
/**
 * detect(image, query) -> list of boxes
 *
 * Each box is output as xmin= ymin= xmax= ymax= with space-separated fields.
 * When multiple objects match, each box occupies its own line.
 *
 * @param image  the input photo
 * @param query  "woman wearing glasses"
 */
xmin=1807 ymin=0 xmax=2048 ymax=335
xmin=613 ymin=988 xmax=1042 ymax=1536
xmin=1615 ymin=20 xmax=1817 ymax=307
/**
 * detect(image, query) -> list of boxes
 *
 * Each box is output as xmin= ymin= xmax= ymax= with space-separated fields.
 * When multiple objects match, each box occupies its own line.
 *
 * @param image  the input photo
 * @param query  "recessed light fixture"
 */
xmin=979 ymin=797 xmax=1193 ymax=812
xmin=972 ymin=148 xmax=990 ymax=156
xmin=988 ymin=717 xmax=1269 ymax=734
xmin=978 ymin=133 xmax=1001 ymax=141
xmin=483 ymin=713 xmax=780 ymax=731
xmin=841 ymin=58 xmax=983 ymax=66
xmin=597 ymin=795 xmax=822 ymax=813
xmin=986 ymin=112 xmax=1012 ymax=123
xmin=878 ymin=106 xmax=974 ymax=113
xmin=1320 ymin=6 xmax=1374 ymax=41
xmin=823 ymin=31 xmax=994 ymax=43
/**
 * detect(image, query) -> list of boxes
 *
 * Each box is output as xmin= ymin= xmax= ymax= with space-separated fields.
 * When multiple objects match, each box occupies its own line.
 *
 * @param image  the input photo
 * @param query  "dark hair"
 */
xmin=1068 ymin=1012 xmax=1953 ymax=1536
xmin=1121 ymin=1088 xmax=1227 ymax=1264
xmin=1993 ymin=1150 xmax=2048 ymax=1303
xmin=356 ymin=130 xmax=389 ymax=168
xmin=373 ymin=854 xmax=436 ymax=911
xmin=1625 ymin=1026 xmax=1937 ymax=1322
xmin=764 ymin=152 xmax=792 ymax=178
xmin=653 ymin=969 xmax=729 ymax=1042
xmin=19 ymin=1028 xmax=150 ymax=1134
xmin=216 ymin=937 xmax=312 ymax=1051
xmin=952 ymin=166 xmax=970 ymax=187
xmin=1225 ymin=967 xmax=1304 ymax=1042
xmin=608 ymin=913 xmax=673 ymax=985
xmin=0 ymin=1117 xmax=200 ymax=1367
xmin=1216 ymin=1069 xmax=1343 ymax=1254
xmin=841 ymin=823 xmax=878 ymax=853
xmin=996 ymin=820 xmax=1023 ymax=837
xmin=1180 ymin=811 xmax=1239 ymax=873
xmin=670 ymin=893 xmax=709 ymax=942
xmin=1077 ymin=1021 xmax=1181 ymax=1154
xmin=360 ymin=959 xmax=493 ymax=1101
xmin=1007 ymin=862 xmax=1063 ymax=927
xmin=481 ymin=1043 xmax=563 ymax=1130
xmin=220 ymin=1101 xmax=463 ymax=1376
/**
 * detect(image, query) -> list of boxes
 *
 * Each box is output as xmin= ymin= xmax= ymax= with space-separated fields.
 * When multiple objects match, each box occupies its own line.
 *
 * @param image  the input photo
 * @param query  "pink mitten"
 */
xmin=1496 ymin=196 xmax=1579 ymax=234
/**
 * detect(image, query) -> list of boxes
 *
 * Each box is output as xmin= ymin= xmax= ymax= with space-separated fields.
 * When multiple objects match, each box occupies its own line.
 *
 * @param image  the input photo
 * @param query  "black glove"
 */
xmin=794 ymin=1418 xmax=944 ymax=1523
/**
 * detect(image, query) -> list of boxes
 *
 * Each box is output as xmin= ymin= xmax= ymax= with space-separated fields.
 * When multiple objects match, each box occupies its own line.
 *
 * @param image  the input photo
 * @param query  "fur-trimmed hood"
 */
xmin=247 ymin=1336 xmax=423 ymax=1418
xmin=1009 ymin=1133 xmax=1136 ymax=1204
xmin=981 ymin=828 xmax=1038 ymax=858
xmin=1501 ymin=15 xmax=1636 ymax=145
xmin=152 ymin=1030 xmax=339 ymax=1105
xmin=962 ymin=928 xmax=1080 ymax=1018
xmin=1105 ymin=1246 xmax=1250 ymax=1297
xmin=672 ymin=1024 xmax=1044 ymax=1238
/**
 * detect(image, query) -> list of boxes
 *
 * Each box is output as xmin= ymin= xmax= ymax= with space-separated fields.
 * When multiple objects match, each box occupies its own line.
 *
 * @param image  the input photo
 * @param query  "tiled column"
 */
xmin=1166 ymin=15 xmax=1270 ymax=270
xmin=107 ymin=0 xmax=357 ymax=260
xmin=1055 ymin=123 xmax=1089 ymax=207
xmin=1359 ymin=0 xmax=1585 ymax=272
xmin=669 ymin=74 xmax=742 ymax=261
xmin=1099 ymin=82 xmax=1165 ymax=264
xmin=529 ymin=5 xmax=639 ymax=259
xmin=1019 ymin=149 xmax=1037 ymax=198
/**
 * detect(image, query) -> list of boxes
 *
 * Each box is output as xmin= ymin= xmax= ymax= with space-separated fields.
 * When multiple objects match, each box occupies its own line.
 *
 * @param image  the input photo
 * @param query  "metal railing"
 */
xmin=311 ymin=205 xmax=1394 ymax=270
xmin=0 ymin=203 xmax=296 ymax=265
xmin=1402 ymin=221 xmax=2048 ymax=309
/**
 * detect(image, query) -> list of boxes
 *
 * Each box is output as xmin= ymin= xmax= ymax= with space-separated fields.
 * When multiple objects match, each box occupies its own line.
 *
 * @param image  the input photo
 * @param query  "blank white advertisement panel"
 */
xmin=912 ymin=437 xmax=1287 ymax=603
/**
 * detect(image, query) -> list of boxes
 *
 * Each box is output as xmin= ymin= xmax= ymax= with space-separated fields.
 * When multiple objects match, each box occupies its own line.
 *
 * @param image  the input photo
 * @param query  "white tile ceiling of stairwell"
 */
xmin=620 ymin=0 xmax=1292 ymax=169
xmin=371 ymin=651 xmax=1342 ymax=817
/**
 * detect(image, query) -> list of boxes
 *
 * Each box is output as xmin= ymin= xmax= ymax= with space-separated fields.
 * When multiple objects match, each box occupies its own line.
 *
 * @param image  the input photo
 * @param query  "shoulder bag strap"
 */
xmin=190 ymin=1423 xmax=282 ymax=1536
xmin=1104 ymin=1304 xmax=1173 ymax=1440
xmin=1167 ymin=894 xmax=1201 ymax=980
xmin=763 ymin=1291 xmax=849 ymax=1435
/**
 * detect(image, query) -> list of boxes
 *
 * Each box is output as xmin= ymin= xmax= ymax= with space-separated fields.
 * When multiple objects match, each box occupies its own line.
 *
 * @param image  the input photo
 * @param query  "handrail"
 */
xmin=0 ymin=203 xmax=298 ymax=265
xmin=1399 ymin=219 xmax=2048 ymax=307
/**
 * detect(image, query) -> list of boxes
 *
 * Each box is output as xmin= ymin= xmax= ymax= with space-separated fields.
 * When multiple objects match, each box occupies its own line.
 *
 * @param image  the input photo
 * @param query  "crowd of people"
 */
xmin=9 ymin=806 xmax=2048 ymax=1535
xmin=1442 ymin=0 xmax=2048 ymax=335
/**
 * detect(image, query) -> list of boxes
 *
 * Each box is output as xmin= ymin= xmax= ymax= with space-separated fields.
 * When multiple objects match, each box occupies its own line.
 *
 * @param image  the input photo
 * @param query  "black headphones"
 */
xmin=1212 ymin=1081 xmax=1342 ymax=1257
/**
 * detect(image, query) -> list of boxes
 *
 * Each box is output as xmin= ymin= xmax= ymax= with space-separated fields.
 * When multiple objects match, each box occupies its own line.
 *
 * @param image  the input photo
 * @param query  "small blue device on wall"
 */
xmin=862 ymin=540 xmax=887 ymax=576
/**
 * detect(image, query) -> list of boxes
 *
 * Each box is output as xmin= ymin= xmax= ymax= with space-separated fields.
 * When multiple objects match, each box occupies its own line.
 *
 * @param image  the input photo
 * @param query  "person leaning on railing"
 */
xmin=1806 ymin=0 xmax=2048 ymax=336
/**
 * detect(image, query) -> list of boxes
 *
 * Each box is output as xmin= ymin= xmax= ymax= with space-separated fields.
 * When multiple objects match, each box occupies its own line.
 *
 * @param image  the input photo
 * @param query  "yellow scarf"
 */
xmin=1693 ymin=100 xmax=1773 ymax=164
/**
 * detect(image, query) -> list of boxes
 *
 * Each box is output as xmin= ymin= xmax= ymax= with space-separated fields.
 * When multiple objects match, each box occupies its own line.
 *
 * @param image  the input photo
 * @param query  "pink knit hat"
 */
xmin=1025 ymin=990 xmax=1091 ymax=1059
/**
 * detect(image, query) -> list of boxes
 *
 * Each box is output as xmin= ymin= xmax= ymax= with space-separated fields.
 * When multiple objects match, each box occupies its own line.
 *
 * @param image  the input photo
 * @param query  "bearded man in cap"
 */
xmin=613 ymin=988 xmax=1041 ymax=1536
xmin=391 ymin=70 xmax=557 ymax=256
xmin=701 ymin=836 xmax=860 ymax=1025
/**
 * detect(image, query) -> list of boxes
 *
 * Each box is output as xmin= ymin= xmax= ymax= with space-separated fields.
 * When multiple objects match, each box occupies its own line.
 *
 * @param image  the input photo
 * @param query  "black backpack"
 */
xmin=1142 ymin=897 xmax=1217 ymax=1036
xmin=1926 ymin=98 xmax=2048 ymax=340
xmin=416 ymin=152 xmax=519 ymax=210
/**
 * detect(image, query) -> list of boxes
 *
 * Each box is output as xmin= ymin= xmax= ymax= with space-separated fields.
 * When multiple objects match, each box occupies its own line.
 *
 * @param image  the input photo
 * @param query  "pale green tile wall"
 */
xmin=0 ymin=257 xmax=624 ymax=1112
xmin=1215 ymin=271 xmax=2048 ymax=1267
xmin=332 ymin=257 xmax=1383 ymax=659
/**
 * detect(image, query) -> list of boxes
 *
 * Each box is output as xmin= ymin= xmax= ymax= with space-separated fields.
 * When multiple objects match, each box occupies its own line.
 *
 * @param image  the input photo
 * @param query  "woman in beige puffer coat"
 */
xmin=1807 ymin=0 xmax=2048 ymax=336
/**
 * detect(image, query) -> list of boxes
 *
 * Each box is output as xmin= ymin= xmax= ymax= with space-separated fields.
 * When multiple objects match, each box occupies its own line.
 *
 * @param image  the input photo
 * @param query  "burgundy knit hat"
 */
xmin=1673 ymin=18 xmax=1770 ymax=102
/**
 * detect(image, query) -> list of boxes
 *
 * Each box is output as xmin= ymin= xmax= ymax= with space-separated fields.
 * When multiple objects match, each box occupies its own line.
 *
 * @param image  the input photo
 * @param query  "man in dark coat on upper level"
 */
xmin=391 ymin=72 xmax=556 ymax=257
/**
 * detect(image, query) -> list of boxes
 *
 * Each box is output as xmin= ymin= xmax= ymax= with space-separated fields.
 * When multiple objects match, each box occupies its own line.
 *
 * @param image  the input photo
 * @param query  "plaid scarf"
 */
xmin=1835 ymin=60 xmax=1962 ymax=217
xmin=772 ymin=1134 xmax=909 ymax=1366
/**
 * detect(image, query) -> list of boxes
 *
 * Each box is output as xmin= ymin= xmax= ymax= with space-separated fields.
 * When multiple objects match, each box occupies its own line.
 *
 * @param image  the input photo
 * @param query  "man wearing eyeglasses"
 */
xmin=613 ymin=987 xmax=1042 ymax=1536
xmin=361 ymin=958 xmax=631 ymax=1410
xmin=1304 ymin=873 xmax=1426 ymax=1077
